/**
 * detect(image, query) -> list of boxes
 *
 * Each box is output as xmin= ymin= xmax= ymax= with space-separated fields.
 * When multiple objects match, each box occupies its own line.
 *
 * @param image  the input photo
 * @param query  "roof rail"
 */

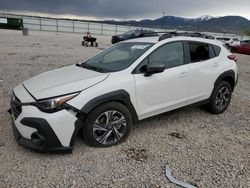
xmin=158 ymin=31 xmax=214 ymax=41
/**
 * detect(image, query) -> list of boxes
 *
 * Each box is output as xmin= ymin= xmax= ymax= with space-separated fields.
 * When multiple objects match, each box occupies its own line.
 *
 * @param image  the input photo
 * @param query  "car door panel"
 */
xmin=134 ymin=65 xmax=189 ymax=119
xmin=187 ymin=59 xmax=215 ymax=104
xmin=186 ymin=42 xmax=216 ymax=104
xmin=133 ymin=41 xmax=189 ymax=120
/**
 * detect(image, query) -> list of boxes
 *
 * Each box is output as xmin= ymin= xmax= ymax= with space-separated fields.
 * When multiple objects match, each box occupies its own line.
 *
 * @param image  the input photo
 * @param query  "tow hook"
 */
xmin=8 ymin=108 xmax=12 ymax=115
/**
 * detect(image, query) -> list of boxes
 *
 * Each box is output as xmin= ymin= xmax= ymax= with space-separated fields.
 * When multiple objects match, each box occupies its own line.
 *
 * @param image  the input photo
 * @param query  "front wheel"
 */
xmin=82 ymin=102 xmax=132 ymax=147
xmin=207 ymin=81 xmax=232 ymax=114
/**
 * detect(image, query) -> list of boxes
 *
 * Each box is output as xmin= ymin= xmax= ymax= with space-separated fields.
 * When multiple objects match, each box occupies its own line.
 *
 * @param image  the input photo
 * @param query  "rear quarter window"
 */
xmin=188 ymin=42 xmax=210 ymax=62
xmin=212 ymin=45 xmax=221 ymax=57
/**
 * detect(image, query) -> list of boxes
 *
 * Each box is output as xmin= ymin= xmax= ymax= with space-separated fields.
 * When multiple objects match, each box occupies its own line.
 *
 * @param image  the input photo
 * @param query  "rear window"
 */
xmin=188 ymin=42 xmax=209 ymax=62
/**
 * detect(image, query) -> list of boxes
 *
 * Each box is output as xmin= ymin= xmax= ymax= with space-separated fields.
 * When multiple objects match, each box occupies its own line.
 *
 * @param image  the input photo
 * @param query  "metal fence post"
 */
xmin=56 ymin=19 xmax=58 ymax=32
xmin=73 ymin=21 xmax=75 ymax=33
xmin=101 ymin=23 xmax=103 ymax=35
xmin=87 ymin=22 xmax=90 ymax=32
xmin=39 ymin=17 xmax=42 ymax=31
xmin=115 ymin=25 xmax=118 ymax=35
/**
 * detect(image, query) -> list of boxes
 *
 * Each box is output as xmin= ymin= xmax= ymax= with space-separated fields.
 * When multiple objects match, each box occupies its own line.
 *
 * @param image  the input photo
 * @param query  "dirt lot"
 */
xmin=0 ymin=29 xmax=249 ymax=188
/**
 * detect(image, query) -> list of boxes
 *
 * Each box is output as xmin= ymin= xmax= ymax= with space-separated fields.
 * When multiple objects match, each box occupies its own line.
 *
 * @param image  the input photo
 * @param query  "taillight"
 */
xmin=228 ymin=55 xmax=237 ymax=62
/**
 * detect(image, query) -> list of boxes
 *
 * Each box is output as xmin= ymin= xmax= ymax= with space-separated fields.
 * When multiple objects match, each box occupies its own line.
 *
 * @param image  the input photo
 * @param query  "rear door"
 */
xmin=186 ymin=41 xmax=218 ymax=104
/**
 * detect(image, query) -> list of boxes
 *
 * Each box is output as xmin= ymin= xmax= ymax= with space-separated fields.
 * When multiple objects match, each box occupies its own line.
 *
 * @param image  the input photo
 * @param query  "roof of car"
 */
xmin=121 ymin=36 xmax=223 ymax=46
xmin=121 ymin=36 xmax=159 ymax=43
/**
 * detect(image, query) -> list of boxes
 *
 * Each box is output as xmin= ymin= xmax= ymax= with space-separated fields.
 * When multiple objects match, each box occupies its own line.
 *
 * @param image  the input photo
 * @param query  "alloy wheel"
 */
xmin=93 ymin=110 xmax=127 ymax=145
xmin=215 ymin=86 xmax=230 ymax=110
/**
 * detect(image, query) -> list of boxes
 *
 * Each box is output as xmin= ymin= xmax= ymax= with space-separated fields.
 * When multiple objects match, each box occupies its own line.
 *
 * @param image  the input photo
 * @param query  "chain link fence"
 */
xmin=1 ymin=12 xmax=248 ymax=40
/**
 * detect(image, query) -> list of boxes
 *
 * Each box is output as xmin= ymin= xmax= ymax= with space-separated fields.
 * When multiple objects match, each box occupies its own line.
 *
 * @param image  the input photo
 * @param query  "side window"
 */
xmin=188 ymin=42 xmax=209 ymax=62
xmin=148 ymin=42 xmax=184 ymax=69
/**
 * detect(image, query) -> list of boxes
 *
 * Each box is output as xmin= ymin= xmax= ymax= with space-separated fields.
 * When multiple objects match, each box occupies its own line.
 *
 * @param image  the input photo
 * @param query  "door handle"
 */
xmin=213 ymin=62 xmax=219 ymax=67
xmin=179 ymin=72 xmax=188 ymax=78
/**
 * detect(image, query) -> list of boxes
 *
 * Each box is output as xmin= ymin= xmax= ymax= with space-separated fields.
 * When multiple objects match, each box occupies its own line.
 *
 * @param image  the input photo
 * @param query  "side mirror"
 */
xmin=144 ymin=64 xmax=165 ymax=77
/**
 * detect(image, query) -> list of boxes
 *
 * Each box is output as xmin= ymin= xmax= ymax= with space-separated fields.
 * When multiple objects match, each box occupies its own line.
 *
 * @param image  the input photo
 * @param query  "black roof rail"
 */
xmin=158 ymin=31 xmax=212 ymax=41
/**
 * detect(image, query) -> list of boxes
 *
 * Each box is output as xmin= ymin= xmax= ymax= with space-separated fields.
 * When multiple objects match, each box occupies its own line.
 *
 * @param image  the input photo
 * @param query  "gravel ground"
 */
xmin=0 ymin=29 xmax=249 ymax=188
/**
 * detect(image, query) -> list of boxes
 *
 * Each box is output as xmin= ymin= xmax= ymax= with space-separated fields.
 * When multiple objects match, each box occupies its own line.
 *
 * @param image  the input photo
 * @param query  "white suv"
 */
xmin=10 ymin=36 xmax=238 ymax=153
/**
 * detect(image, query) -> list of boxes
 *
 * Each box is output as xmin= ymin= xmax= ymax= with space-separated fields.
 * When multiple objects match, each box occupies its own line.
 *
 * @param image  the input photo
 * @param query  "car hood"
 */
xmin=23 ymin=65 xmax=109 ymax=100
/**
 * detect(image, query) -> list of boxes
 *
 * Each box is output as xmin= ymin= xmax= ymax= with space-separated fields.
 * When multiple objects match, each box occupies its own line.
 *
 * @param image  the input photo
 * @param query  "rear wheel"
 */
xmin=82 ymin=102 xmax=132 ymax=147
xmin=207 ymin=81 xmax=232 ymax=114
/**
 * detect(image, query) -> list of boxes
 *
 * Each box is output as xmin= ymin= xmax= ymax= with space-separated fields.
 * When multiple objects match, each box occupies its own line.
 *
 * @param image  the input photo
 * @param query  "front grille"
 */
xmin=10 ymin=94 xmax=22 ymax=119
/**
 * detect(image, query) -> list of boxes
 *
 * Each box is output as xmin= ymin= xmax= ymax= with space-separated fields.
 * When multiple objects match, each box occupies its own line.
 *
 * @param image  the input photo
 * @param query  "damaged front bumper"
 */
xmin=9 ymin=84 xmax=82 ymax=153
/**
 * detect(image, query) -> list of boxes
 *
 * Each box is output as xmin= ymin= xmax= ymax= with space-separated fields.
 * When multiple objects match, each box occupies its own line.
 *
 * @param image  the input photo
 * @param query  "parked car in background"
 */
xmin=215 ymin=37 xmax=231 ymax=45
xmin=231 ymin=40 xmax=250 ymax=55
xmin=227 ymin=37 xmax=241 ymax=47
xmin=111 ymin=29 xmax=158 ymax=44
xmin=215 ymin=37 xmax=241 ymax=48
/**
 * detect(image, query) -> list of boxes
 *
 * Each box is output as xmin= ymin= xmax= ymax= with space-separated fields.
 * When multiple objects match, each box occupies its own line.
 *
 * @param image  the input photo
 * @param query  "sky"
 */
xmin=0 ymin=0 xmax=250 ymax=20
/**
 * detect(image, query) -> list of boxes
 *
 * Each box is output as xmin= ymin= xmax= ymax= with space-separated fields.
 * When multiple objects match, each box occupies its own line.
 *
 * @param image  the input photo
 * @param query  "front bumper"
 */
xmin=10 ymin=84 xmax=81 ymax=153
xmin=11 ymin=117 xmax=73 ymax=153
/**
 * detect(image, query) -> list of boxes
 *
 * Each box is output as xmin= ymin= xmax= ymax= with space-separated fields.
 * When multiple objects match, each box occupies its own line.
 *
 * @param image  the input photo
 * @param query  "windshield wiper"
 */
xmin=78 ymin=63 xmax=105 ymax=73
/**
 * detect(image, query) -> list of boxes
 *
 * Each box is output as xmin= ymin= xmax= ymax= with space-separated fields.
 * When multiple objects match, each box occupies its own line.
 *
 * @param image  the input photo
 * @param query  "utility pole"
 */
xmin=162 ymin=12 xmax=165 ymax=29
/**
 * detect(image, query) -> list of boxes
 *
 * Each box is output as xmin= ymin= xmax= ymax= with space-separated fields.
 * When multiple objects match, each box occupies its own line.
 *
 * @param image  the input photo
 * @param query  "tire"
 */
xmin=82 ymin=41 xmax=85 ymax=46
xmin=207 ymin=81 xmax=232 ymax=114
xmin=82 ymin=102 xmax=132 ymax=147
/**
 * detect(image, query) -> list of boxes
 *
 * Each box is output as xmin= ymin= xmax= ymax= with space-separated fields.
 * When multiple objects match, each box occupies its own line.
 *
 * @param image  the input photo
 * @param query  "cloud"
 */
xmin=0 ymin=0 xmax=249 ymax=20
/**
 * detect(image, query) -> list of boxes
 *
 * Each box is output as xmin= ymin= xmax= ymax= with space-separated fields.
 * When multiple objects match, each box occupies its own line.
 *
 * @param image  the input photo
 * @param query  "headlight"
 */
xmin=34 ymin=93 xmax=79 ymax=113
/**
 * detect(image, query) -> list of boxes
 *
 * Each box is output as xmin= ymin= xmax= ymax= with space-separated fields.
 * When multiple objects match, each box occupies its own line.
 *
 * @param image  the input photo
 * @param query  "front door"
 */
xmin=133 ymin=42 xmax=189 ymax=119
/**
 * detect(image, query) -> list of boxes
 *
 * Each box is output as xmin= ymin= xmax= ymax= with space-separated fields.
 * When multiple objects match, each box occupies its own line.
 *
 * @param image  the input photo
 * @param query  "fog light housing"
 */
xmin=31 ymin=132 xmax=45 ymax=146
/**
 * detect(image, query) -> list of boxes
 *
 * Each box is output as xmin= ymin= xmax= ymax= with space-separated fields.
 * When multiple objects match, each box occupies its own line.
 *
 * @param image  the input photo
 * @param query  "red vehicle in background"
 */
xmin=231 ymin=40 xmax=250 ymax=55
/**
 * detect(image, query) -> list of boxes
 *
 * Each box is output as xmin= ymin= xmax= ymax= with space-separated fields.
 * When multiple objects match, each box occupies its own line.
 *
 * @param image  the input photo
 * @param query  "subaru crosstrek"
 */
xmin=10 ymin=36 xmax=238 ymax=153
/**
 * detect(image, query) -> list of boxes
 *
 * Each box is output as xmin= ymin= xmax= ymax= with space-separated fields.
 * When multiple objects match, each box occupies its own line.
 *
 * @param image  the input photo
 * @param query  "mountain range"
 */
xmin=102 ymin=15 xmax=250 ymax=34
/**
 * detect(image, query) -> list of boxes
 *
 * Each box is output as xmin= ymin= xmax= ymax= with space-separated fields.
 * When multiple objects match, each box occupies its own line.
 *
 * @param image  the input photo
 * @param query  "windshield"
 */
xmin=81 ymin=42 xmax=153 ymax=73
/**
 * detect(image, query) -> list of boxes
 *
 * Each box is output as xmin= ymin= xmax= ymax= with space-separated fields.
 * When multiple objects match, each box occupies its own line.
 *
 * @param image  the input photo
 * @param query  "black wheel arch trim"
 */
xmin=214 ymin=70 xmax=236 ymax=91
xmin=69 ymin=90 xmax=138 ymax=148
xmin=79 ymin=90 xmax=138 ymax=122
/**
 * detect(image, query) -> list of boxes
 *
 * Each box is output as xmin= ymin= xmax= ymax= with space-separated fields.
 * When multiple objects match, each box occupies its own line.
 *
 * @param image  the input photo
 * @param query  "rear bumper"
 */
xmin=11 ymin=117 xmax=73 ymax=153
